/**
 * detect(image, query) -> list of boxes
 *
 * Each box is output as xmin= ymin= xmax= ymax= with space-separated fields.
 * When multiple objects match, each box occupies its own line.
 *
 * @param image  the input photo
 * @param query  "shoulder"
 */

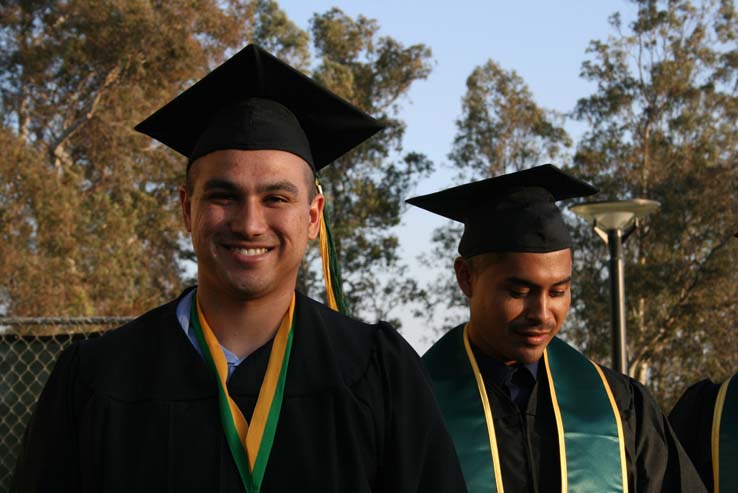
xmin=595 ymin=364 xmax=673 ymax=425
xmin=77 ymin=295 xmax=182 ymax=371
xmin=291 ymin=292 xmax=418 ymax=389
xmin=671 ymin=378 xmax=720 ymax=415
xmin=423 ymin=324 xmax=465 ymax=360
xmin=293 ymin=292 xmax=387 ymax=353
xmin=597 ymin=364 xmax=646 ymax=411
xmin=669 ymin=378 xmax=720 ymax=429
xmin=421 ymin=324 xmax=467 ymax=378
xmin=73 ymin=289 xmax=205 ymax=400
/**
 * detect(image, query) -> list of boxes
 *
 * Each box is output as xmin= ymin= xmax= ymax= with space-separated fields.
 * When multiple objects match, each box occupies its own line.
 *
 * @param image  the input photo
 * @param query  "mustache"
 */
xmin=218 ymin=232 xmax=276 ymax=242
xmin=509 ymin=320 xmax=556 ymax=333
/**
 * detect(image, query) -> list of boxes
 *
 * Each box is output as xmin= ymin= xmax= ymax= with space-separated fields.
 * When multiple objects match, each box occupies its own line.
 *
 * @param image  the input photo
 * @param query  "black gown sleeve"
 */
xmin=11 ymin=344 xmax=86 ymax=493
xmin=669 ymin=379 xmax=719 ymax=491
xmin=626 ymin=377 xmax=707 ymax=492
xmin=368 ymin=323 xmax=467 ymax=493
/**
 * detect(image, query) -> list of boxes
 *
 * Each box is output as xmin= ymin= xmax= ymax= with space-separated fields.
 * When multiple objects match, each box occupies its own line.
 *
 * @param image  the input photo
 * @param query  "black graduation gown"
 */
xmin=448 ymin=331 xmax=705 ymax=493
xmin=11 ymin=290 xmax=466 ymax=492
xmin=669 ymin=378 xmax=721 ymax=491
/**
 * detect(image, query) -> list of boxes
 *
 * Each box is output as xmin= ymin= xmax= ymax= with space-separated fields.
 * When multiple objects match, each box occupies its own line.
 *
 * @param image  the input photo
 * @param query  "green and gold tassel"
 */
xmin=316 ymin=177 xmax=349 ymax=315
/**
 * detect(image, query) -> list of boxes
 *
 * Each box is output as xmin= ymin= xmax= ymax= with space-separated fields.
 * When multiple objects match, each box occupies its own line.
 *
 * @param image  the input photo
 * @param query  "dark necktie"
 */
xmin=510 ymin=366 xmax=535 ymax=411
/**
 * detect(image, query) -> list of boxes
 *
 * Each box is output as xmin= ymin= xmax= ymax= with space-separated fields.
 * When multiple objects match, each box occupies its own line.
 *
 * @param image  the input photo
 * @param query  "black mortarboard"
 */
xmin=135 ymin=44 xmax=384 ymax=171
xmin=407 ymin=164 xmax=598 ymax=257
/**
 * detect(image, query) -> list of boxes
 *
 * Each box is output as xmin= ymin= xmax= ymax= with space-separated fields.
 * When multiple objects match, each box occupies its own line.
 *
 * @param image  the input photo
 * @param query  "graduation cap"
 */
xmin=407 ymin=164 xmax=598 ymax=258
xmin=135 ymin=44 xmax=386 ymax=314
xmin=135 ymin=44 xmax=385 ymax=172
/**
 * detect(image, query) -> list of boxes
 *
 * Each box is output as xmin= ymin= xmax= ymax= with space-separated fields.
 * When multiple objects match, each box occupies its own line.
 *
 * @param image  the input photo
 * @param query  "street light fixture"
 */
xmin=570 ymin=199 xmax=660 ymax=374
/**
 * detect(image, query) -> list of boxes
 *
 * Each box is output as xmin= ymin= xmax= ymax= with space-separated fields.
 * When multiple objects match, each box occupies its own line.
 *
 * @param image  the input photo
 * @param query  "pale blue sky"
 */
xmin=278 ymin=1 xmax=636 ymax=351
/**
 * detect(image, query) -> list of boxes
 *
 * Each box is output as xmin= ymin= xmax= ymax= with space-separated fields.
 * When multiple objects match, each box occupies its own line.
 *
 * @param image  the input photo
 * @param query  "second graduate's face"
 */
xmin=455 ymin=249 xmax=572 ymax=365
xmin=180 ymin=149 xmax=323 ymax=301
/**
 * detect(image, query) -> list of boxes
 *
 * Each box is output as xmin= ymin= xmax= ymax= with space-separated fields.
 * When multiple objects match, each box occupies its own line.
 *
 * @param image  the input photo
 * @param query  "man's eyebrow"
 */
xmin=201 ymin=179 xmax=301 ymax=196
xmin=202 ymin=178 xmax=238 ymax=191
xmin=505 ymin=276 xmax=572 ymax=288
xmin=256 ymin=180 xmax=300 ymax=195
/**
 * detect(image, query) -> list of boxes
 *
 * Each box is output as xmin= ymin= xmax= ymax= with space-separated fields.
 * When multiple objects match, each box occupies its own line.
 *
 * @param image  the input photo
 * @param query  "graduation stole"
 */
xmin=712 ymin=373 xmax=738 ymax=493
xmin=424 ymin=324 xmax=628 ymax=493
xmin=190 ymin=293 xmax=296 ymax=493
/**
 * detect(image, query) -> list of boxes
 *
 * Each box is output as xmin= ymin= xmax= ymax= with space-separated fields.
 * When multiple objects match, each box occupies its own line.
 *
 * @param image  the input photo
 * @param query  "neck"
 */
xmin=196 ymin=286 xmax=294 ymax=359
xmin=467 ymin=321 xmax=517 ymax=366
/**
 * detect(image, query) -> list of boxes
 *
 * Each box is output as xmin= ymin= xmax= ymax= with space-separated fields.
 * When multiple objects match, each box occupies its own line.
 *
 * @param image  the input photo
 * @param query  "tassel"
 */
xmin=316 ymin=178 xmax=349 ymax=314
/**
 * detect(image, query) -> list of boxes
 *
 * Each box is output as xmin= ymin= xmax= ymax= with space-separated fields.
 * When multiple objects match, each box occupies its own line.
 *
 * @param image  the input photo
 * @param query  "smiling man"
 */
xmin=12 ymin=45 xmax=465 ymax=493
xmin=408 ymin=165 xmax=704 ymax=493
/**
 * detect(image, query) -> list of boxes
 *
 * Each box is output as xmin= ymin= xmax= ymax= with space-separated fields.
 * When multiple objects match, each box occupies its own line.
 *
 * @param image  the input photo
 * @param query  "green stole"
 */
xmin=712 ymin=373 xmax=738 ymax=493
xmin=423 ymin=324 xmax=627 ymax=493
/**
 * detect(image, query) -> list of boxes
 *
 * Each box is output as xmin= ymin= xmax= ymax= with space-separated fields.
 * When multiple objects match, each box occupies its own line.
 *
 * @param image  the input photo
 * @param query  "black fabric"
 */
xmin=11 ymin=290 xmax=466 ymax=492
xmin=669 ymin=378 xmax=721 ymax=491
xmin=470 ymin=344 xmax=536 ymax=411
xmin=190 ymin=98 xmax=314 ymax=169
xmin=510 ymin=366 xmax=535 ymax=412
xmin=459 ymin=187 xmax=573 ymax=256
xmin=135 ymin=44 xmax=384 ymax=171
xmin=430 ymin=325 xmax=706 ymax=493
xmin=405 ymin=165 xmax=598 ymax=257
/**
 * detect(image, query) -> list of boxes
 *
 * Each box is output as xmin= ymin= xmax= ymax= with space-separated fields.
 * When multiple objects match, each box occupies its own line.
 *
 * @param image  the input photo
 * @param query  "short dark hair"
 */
xmin=185 ymin=158 xmax=196 ymax=195
xmin=465 ymin=249 xmax=574 ymax=275
xmin=464 ymin=252 xmax=509 ymax=275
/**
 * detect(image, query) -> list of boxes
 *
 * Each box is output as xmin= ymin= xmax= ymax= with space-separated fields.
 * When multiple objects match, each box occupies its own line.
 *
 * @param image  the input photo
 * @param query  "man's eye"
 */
xmin=265 ymin=195 xmax=289 ymax=204
xmin=550 ymin=290 xmax=567 ymax=298
xmin=509 ymin=290 xmax=529 ymax=299
xmin=206 ymin=193 xmax=234 ymax=202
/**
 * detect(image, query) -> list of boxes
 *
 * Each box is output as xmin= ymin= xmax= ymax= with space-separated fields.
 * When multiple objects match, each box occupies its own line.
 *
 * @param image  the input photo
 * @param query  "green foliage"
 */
xmin=0 ymin=0 xmax=287 ymax=315
xmin=420 ymin=60 xmax=571 ymax=330
xmin=303 ymin=8 xmax=434 ymax=324
xmin=570 ymin=0 xmax=738 ymax=407
xmin=0 ymin=1 xmax=433 ymax=328
xmin=250 ymin=0 xmax=310 ymax=70
xmin=449 ymin=60 xmax=571 ymax=180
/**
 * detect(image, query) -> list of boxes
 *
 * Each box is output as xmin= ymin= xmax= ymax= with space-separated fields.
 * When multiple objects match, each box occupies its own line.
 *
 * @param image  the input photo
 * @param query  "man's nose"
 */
xmin=525 ymin=293 xmax=552 ymax=325
xmin=231 ymin=200 xmax=268 ymax=237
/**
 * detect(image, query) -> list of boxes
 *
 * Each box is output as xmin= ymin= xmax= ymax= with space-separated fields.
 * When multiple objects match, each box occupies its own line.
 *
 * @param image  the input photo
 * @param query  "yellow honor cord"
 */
xmin=195 ymin=296 xmax=250 ymax=446
xmin=591 ymin=362 xmax=629 ymax=493
xmin=195 ymin=294 xmax=296 ymax=471
xmin=462 ymin=325 xmax=505 ymax=492
xmin=543 ymin=349 xmax=568 ymax=493
xmin=316 ymin=179 xmax=339 ymax=312
xmin=319 ymin=213 xmax=338 ymax=311
xmin=712 ymin=378 xmax=731 ymax=493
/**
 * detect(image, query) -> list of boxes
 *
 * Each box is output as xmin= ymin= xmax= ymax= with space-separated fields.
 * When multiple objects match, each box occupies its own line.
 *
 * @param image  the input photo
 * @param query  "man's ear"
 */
xmin=307 ymin=193 xmax=325 ymax=240
xmin=454 ymin=257 xmax=473 ymax=298
xmin=179 ymin=186 xmax=192 ymax=233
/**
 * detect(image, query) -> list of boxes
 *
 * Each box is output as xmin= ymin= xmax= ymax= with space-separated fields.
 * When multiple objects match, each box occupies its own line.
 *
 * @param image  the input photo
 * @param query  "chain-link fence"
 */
xmin=0 ymin=317 xmax=132 ymax=492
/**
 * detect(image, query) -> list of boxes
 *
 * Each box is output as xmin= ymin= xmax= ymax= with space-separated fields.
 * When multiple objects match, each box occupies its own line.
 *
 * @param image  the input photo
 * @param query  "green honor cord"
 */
xmin=190 ymin=294 xmax=296 ymax=492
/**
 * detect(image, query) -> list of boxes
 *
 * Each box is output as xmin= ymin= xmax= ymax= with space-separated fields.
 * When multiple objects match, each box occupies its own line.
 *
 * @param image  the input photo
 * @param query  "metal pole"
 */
xmin=607 ymin=229 xmax=627 ymax=374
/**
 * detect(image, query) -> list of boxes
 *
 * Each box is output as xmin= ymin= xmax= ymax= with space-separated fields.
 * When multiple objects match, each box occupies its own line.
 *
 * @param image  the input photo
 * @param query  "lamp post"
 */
xmin=570 ymin=199 xmax=660 ymax=374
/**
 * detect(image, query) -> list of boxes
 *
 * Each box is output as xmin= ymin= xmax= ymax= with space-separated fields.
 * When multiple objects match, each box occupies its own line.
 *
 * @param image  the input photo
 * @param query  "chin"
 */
xmin=229 ymin=282 xmax=273 ymax=300
xmin=513 ymin=349 xmax=545 ymax=365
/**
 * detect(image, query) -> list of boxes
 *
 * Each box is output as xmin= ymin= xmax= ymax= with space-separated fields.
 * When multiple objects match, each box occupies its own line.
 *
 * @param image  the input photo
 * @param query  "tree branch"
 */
xmin=628 ymin=235 xmax=732 ymax=373
xmin=47 ymin=62 xmax=124 ymax=171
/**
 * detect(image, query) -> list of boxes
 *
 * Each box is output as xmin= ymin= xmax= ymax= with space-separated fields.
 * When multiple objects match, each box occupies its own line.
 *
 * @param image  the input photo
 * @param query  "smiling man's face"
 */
xmin=180 ymin=149 xmax=323 ymax=301
xmin=455 ymin=249 xmax=573 ymax=365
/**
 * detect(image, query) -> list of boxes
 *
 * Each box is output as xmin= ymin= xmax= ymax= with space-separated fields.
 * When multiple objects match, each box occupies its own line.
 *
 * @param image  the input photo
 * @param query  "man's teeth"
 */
xmin=232 ymin=247 xmax=268 ymax=256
